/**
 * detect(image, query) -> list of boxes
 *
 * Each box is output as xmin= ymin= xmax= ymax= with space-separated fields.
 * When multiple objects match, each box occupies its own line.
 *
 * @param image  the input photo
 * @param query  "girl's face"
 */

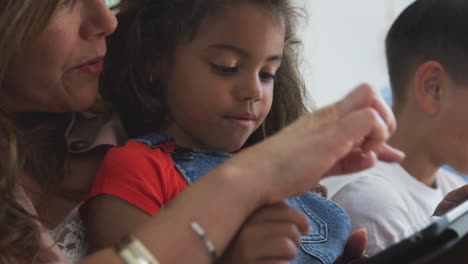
xmin=3 ymin=0 xmax=117 ymax=113
xmin=165 ymin=4 xmax=285 ymax=152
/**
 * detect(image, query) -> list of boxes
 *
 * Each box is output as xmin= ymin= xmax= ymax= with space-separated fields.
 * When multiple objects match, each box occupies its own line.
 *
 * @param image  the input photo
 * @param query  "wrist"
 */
xmin=217 ymin=156 xmax=270 ymax=210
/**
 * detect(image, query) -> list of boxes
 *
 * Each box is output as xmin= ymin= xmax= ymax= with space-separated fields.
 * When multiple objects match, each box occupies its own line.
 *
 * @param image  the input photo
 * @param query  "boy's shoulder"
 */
xmin=320 ymin=161 xmax=404 ymax=198
xmin=436 ymin=167 xmax=467 ymax=191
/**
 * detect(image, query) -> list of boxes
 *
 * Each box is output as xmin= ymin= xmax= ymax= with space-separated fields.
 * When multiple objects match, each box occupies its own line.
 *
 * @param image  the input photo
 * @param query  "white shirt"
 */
xmin=320 ymin=161 xmax=466 ymax=256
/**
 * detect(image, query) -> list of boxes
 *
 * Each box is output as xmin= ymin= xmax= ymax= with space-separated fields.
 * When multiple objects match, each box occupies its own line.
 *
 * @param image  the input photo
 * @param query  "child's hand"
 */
xmin=218 ymin=201 xmax=309 ymax=264
xmin=433 ymin=184 xmax=468 ymax=216
xmin=334 ymin=229 xmax=369 ymax=264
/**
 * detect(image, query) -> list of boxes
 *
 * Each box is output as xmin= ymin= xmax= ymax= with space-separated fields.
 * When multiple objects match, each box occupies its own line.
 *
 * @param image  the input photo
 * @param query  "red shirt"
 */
xmin=80 ymin=140 xmax=188 ymax=221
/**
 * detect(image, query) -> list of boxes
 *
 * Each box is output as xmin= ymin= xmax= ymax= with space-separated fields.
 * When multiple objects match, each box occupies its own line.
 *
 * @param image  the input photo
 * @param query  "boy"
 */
xmin=321 ymin=0 xmax=467 ymax=256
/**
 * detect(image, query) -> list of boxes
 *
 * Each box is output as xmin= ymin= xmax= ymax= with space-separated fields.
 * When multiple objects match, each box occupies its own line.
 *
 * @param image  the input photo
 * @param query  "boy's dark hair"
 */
xmin=101 ymin=0 xmax=309 ymax=145
xmin=386 ymin=0 xmax=468 ymax=105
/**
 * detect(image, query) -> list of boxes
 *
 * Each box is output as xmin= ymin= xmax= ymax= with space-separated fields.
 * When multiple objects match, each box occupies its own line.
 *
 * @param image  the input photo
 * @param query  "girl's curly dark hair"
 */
xmin=101 ymin=0 xmax=310 ymax=143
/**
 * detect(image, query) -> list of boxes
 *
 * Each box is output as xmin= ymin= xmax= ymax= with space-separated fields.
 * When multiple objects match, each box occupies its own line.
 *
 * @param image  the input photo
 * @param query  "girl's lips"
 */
xmin=224 ymin=113 xmax=257 ymax=127
xmin=73 ymin=57 xmax=104 ymax=75
xmin=225 ymin=117 xmax=256 ymax=127
xmin=226 ymin=112 xmax=257 ymax=120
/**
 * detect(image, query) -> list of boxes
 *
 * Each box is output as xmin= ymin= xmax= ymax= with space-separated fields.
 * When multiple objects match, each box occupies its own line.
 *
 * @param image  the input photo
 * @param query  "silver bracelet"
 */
xmin=191 ymin=221 xmax=217 ymax=262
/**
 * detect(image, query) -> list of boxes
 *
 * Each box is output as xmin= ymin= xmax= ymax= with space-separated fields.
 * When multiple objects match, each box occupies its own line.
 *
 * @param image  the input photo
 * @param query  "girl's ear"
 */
xmin=414 ymin=61 xmax=445 ymax=115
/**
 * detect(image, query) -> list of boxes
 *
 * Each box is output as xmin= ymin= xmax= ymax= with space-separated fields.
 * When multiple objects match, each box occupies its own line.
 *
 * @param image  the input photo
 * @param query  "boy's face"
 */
xmin=164 ymin=4 xmax=285 ymax=152
xmin=435 ymin=79 xmax=468 ymax=173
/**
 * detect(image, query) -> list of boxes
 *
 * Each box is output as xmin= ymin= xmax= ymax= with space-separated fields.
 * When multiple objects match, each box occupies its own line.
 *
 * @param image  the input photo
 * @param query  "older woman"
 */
xmin=0 ymin=0 xmax=408 ymax=264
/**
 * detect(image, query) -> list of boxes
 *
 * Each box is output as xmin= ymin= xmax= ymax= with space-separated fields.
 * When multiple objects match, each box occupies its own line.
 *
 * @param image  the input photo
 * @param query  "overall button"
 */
xmin=69 ymin=140 xmax=90 ymax=152
xmin=174 ymin=147 xmax=194 ymax=161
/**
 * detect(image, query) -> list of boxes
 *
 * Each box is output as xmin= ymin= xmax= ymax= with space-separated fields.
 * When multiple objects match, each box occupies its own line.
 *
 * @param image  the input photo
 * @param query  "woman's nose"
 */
xmin=80 ymin=1 xmax=118 ymax=40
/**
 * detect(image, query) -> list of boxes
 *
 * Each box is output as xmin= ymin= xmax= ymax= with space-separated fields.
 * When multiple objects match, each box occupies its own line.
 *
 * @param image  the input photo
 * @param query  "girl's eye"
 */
xmin=259 ymin=72 xmax=276 ymax=81
xmin=210 ymin=63 xmax=238 ymax=74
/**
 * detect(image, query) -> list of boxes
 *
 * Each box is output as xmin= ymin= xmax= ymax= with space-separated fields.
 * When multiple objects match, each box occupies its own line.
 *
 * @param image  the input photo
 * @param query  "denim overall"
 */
xmin=135 ymin=132 xmax=351 ymax=264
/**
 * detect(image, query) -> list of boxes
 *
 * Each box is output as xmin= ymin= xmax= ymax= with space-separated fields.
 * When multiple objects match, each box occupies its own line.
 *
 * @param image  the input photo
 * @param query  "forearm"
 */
xmin=80 ymin=249 xmax=122 ymax=264
xmin=81 ymin=164 xmax=261 ymax=264
xmin=133 ymin=162 xmax=263 ymax=263
xmin=81 ymin=141 xmax=270 ymax=263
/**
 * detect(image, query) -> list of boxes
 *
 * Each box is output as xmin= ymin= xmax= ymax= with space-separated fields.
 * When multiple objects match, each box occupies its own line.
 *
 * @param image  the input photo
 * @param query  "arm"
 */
xmin=79 ymin=84 xmax=403 ymax=264
xmin=88 ymin=195 xmax=151 ymax=251
xmin=79 ymin=249 xmax=122 ymax=264
xmin=84 ymin=144 xmax=169 ymax=251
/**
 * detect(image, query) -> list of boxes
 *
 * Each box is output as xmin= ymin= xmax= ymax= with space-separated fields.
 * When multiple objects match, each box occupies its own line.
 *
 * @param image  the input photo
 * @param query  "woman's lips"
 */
xmin=73 ymin=56 xmax=104 ymax=75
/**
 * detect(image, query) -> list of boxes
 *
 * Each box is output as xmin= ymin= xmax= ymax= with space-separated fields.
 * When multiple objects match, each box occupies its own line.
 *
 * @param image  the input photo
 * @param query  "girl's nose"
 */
xmin=238 ymin=75 xmax=263 ymax=102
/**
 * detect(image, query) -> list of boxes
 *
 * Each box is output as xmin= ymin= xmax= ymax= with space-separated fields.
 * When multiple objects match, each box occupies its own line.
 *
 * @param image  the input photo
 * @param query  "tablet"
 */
xmin=366 ymin=200 xmax=468 ymax=264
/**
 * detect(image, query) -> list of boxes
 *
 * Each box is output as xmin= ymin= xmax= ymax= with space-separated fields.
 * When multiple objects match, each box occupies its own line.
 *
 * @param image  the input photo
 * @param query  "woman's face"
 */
xmin=3 ymin=0 xmax=117 ymax=113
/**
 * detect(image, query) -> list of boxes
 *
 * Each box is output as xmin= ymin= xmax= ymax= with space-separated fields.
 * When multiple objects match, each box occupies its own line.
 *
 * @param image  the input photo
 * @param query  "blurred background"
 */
xmin=291 ymin=0 xmax=414 ymax=107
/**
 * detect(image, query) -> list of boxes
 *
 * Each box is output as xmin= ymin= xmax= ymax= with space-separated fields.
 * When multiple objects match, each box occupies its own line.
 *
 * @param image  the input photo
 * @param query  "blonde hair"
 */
xmin=0 ymin=0 xmax=60 ymax=86
xmin=0 ymin=1 xmax=63 ymax=263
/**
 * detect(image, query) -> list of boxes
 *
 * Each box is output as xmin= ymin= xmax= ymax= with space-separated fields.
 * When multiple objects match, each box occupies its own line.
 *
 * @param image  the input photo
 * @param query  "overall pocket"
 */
xmin=287 ymin=192 xmax=351 ymax=264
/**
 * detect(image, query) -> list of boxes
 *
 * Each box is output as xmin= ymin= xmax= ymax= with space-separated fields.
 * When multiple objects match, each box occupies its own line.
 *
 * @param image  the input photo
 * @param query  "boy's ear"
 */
xmin=414 ymin=61 xmax=444 ymax=115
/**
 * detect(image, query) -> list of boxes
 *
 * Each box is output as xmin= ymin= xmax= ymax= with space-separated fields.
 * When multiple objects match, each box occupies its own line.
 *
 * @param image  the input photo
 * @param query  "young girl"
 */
xmin=81 ymin=0 xmax=351 ymax=263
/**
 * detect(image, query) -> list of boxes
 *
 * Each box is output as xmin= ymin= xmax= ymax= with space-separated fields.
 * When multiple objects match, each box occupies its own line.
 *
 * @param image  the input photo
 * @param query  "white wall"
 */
xmin=294 ymin=0 xmax=415 ymax=107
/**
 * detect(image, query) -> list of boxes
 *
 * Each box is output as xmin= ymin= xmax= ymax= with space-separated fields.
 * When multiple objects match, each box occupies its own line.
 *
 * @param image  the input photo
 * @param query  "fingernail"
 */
xmin=395 ymin=149 xmax=406 ymax=158
xmin=358 ymin=228 xmax=368 ymax=235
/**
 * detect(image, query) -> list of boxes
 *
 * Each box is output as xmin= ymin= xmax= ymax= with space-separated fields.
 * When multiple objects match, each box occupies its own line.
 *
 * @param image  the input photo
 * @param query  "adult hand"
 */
xmin=218 ymin=201 xmax=309 ymax=264
xmin=334 ymin=229 xmax=369 ymax=264
xmin=433 ymin=184 xmax=468 ymax=216
xmin=228 ymin=83 xmax=405 ymax=204
xmin=317 ymin=84 xmax=404 ymax=176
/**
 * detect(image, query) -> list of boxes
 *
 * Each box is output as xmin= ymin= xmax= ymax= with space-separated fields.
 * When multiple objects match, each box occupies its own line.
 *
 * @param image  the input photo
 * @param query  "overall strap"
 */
xmin=134 ymin=132 xmax=232 ymax=184
xmin=133 ymin=132 xmax=171 ymax=147
xmin=172 ymin=150 xmax=232 ymax=184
